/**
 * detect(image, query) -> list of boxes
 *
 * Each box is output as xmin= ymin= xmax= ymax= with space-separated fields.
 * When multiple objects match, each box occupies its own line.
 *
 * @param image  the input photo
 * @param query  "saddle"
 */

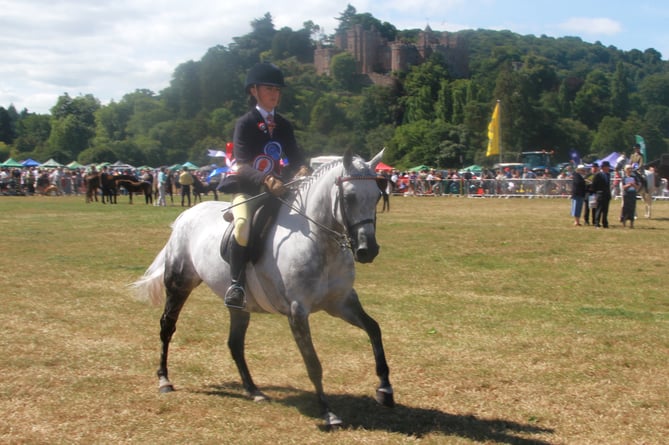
xmin=220 ymin=197 xmax=281 ymax=265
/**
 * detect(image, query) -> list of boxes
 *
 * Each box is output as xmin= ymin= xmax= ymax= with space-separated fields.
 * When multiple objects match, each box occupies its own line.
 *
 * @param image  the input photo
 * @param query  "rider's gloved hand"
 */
xmin=263 ymin=175 xmax=286 ymax=197
xmin=294 ymin=165 xmax=311 ymax=178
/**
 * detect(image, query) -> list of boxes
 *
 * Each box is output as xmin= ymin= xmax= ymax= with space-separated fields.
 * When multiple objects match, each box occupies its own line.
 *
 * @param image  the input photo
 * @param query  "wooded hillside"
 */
xmin=2 ymin=7 xmax=668 ymax=169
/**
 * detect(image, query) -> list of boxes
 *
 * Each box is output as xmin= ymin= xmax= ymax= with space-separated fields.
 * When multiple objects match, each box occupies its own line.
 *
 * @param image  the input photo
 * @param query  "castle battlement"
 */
xmin=314 ymin=25 xmax=468 ymax=81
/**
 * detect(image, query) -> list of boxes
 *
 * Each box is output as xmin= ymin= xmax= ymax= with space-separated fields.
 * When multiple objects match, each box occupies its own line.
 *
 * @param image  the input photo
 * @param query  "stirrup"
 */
xmin=224 ymin=284 xmax=246 ymax=310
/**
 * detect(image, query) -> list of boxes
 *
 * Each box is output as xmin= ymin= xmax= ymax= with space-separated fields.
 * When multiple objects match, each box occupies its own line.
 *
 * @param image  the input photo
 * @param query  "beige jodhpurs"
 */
xmin=231 ymin=192 xmax=263 ymax=247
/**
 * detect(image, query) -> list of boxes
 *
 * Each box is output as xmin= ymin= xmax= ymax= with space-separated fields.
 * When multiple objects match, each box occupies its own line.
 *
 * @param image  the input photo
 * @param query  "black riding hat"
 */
xmin=245 ymin=62 xmax=285 ymax=92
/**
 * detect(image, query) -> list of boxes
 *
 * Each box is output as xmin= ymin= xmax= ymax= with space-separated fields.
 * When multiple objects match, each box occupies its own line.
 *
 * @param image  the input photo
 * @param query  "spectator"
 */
xmin=592 ymin=161 xmax=612 ymax=228
xmin=156 ymin=167 xmax=168 ymax=207
xmin=620 ymin=164 xmax=639 ymax=228
xmin=583 ymin=163 xmax=599 ymax=225
xmin=178 ymin=166 xmax=194 ymax=207
xmin=571 ymin=165 xmax=587 ymax=226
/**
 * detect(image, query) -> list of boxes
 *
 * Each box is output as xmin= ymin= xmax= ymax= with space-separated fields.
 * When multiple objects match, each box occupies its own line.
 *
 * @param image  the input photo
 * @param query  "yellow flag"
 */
xmin=486 ymin=102 xmax=500 ymax=157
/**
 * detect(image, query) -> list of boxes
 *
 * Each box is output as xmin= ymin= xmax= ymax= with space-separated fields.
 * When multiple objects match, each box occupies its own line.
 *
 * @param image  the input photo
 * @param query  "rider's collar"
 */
xmin=255 ymin=106 xmax=274 ymax=122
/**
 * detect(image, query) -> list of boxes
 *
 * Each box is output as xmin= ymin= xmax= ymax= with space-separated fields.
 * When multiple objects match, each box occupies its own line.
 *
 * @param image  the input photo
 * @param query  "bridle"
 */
xmin=277 ymin=173 xmax=386 ymax=250
xmin=335 ymin=175 xmax=384 ymax=239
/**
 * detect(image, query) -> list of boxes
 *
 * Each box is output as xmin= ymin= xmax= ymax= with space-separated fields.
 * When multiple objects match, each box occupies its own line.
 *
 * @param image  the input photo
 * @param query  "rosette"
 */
xmin=253 ymin=155 xmax=275 ymax=174
xmin=263 ymin=141 xmax=283 ymax=161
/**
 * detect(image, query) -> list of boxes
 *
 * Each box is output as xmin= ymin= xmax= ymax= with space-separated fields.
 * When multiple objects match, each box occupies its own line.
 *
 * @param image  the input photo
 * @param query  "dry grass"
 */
xmin=1 ymin=195 xmax=667 ymax=444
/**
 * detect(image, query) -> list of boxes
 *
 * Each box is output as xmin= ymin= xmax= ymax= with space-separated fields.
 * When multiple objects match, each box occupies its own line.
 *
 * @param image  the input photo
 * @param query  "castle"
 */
xmin=314 ymin=25 xmax=469 ymax=83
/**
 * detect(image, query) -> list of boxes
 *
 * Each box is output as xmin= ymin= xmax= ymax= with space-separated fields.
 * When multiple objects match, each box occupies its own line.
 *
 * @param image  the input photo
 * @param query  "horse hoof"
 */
xmin=376 ymin=386 xmax=395 ymax=407
xmin=158 ymin=377 xmax=174 ymax=393
xmin=159 ymin=384 xmax=174 ymax=393
xmin=247 ymin=390 xmax=270 ymax=402
xmin=324 ymin=412 xmax=343 ymax=430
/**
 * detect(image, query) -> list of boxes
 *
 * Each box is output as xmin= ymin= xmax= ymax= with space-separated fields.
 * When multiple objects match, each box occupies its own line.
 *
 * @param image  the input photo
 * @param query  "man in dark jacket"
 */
xmin=591 ymin=160 xmax=612 ymax=228
xmin=218 ymin=62 xmax=308 ymax=309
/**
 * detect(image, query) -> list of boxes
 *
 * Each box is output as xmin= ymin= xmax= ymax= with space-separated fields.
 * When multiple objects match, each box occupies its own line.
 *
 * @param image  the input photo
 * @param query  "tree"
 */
xmin=309 ymin=93 xmax=348 ymax=135
xmin=48 ymin=94 xmax=100 ymax=160
xmin=573 ymin=70 xmax=611 ymax=129
xmin=165 ymin=61 xmax=202 ymax=118
xmin=590 ymin=116 xmax=627 ymax=157
xmin=0 ymin=106 xmax=16 ymax=144
xmin=231 ymin=13 xmax=276 ymax=62
xmin=330 ymin=52 xmax=357 ymax=91
xmin=610 ymin=61 xmax=631 ymax=118
xmin=13 ymin=113 xmax=50 ymax=156
xmin=401 ymin=61 xmax=449 ymax=123
xmin=199 ymin=46 xmax=245 ymax=112
xmin=271 ymin=27 xmax=313 ymax=63
xmin=638 ymin=72 xmax=669 ymax=106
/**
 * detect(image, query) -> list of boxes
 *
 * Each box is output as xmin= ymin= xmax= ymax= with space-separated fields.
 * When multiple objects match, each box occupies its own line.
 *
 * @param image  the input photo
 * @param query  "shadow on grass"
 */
xmin=200 ymin=383 xmax=555 ymax=444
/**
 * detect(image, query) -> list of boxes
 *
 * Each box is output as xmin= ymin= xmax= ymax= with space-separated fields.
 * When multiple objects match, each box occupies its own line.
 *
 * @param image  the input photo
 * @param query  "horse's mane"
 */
xmin=299 ymin=158 xmax=342 ymax=191
xmin=298 ymin=154 xmax=369 ymax=192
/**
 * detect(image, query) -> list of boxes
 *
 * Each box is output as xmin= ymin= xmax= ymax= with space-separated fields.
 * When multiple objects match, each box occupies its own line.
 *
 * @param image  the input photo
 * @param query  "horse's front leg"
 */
xmin=227 ymin=310 xmax=269 ymax=402
xmin=288 ymin=301 xmax=342 ymax=428
xmin=328 ymin=289 xmax=394 ymax=408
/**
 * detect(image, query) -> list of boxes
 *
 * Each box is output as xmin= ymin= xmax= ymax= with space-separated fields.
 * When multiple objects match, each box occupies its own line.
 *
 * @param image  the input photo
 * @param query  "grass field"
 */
xmin=1 ymin=194 xmax=667 ymax=444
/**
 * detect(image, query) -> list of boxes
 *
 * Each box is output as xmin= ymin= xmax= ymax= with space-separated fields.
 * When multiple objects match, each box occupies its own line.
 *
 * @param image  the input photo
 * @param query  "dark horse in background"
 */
xmin=99 ymin=172 xmax=118 ymax=204
xmin=116 ymin=178 xmax=153 ymax=204
xmin=192 ymin=175 xmax=220 ymax=202
xmin=84 ymin=173 xmax=100 ymax=203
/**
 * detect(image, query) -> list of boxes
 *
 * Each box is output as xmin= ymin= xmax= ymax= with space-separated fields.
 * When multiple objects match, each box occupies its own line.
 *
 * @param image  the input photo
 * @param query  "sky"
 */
xmin=2 ymin=0 xmax=668 ymax=115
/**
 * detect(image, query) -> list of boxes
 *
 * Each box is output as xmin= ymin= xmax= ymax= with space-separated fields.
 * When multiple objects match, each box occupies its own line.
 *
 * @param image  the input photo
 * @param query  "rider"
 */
xmin=629 ymin=143 xmax=644 ymax=169
xmin=629 ymin=143 xmax=647 ymax=190
xmin=219 ymin=62 xmax=308 ymax=310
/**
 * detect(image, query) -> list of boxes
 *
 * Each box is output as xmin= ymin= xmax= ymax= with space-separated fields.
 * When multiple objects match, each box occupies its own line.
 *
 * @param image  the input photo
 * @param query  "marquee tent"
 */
xmin=410 ymin=164 xmax=432 ymax=172
xmin=21 ymin=158 xmax=41 ymax=167
xmin=1 ymin=158 xmax=24 ymax=168
xmin=66 ymin=161 xmax=85 ymax=170
xmin=375 ymin=161 xmax=393 ymax=172
xmin=593 ymin=152 xmax=620 ymax=167
xmin=110 ymin=160 xmax=135 ymax=170
xmin=40 ymin=158 xmax=63 ymax=168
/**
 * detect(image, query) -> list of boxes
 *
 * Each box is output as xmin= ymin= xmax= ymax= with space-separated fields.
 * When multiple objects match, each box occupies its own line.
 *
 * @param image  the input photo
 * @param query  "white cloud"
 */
xmin=558 ymin=17 xmax=622 ymax=37
xmin=0 ymin=1 xmax=666 ymax=114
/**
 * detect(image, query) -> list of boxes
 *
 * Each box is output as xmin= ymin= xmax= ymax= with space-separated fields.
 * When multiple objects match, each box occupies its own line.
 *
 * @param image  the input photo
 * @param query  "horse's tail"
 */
xmin=131 ymin=246 xmax=166 ymax=306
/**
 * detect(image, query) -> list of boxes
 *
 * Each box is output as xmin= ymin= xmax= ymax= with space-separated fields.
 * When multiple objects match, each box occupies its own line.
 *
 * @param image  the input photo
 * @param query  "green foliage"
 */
xmin=4 ymin=11 xmax=669 ymax=169
xmin=330 ymin=52 xmax=357 ymax=91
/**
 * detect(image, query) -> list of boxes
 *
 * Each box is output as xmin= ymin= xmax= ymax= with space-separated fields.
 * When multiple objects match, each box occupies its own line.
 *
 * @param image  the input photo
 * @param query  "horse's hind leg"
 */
xmin=327 ymin=290 xmax=394 ymax=408
xmin=157 ymin=265 xmax=201 ymax=393
xmin=227 ymin=310 xmax=268 ymax=401
xmin=288 ymin=301 xmax=342 ymax=428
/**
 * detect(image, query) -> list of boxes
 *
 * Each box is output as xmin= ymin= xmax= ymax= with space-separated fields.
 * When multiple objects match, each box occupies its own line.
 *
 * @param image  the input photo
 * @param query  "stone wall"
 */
xmin=314 ymin=25 xmax=469 ymax=79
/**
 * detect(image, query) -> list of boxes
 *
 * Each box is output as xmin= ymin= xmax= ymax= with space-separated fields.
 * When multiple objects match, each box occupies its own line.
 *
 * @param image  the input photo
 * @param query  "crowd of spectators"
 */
xmin=380 ymin=165 xmax=578 ymax=197
xmin=378 ymin=163 xmax=668 ymax=199
xmin=0 ymin=165 xmax=213 ymax=200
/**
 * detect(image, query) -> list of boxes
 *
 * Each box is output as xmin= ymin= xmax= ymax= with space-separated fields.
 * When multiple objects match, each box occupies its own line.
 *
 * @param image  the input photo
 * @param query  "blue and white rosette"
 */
xmin=264 ymin=141 xmax=283 ymax=161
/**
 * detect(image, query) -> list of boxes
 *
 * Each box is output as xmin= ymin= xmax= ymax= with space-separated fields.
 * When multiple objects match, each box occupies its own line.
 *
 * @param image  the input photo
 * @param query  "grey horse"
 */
xmin=132 ymin=149 xmax=394 ymax=428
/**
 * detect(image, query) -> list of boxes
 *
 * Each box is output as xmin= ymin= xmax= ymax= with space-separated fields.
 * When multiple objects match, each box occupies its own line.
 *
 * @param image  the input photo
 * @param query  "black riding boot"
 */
xmin=224 ymin=237 xmax=248 ymax=309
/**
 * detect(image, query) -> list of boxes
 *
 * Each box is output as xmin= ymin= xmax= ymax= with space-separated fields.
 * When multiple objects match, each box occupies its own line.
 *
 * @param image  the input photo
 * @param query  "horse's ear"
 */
xmin=343 ymin=149 xmax=353 ymax=170
xmin=369 ymin=148 xmax=385 ymax=171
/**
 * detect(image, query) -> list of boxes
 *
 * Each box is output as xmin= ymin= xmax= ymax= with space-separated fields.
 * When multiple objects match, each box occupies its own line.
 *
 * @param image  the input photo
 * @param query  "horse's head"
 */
xmin=333 ymin=149 xmax=386 ymax=263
